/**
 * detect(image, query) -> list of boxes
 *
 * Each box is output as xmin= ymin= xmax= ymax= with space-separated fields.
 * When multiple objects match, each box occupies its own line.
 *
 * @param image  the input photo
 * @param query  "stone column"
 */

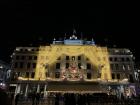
xmin=24 ymin=84 xmax=29 ymax=97
xmin=44 ymin=84 xmax=47 ymax=97
xmin=37 ymin=84 xmax=40 ymax=93
xmin=14 ymin=84 xmax=18 ymax=96
xmin=16 ymin=84 xmax=21 ymax=94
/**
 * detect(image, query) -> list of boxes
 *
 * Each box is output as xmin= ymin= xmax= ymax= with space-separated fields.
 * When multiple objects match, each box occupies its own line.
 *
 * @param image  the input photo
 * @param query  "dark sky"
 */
xmin=0 ymin=1 xmax=140 ymax=63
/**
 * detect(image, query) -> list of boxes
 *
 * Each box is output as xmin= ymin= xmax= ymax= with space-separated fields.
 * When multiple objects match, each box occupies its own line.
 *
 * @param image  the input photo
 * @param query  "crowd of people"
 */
xmin=1 ymin=88 xmax=140 ymax=105
xmin=49 ymin=92 xmax=140 ymax=105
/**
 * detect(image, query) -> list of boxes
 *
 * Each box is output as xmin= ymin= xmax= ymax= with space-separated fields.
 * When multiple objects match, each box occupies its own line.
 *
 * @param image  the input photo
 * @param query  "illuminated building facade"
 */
xmin=0 ymin=60 xmax=11 ymax=89
xmin=9 ymin=35 xmax=137 ymax=98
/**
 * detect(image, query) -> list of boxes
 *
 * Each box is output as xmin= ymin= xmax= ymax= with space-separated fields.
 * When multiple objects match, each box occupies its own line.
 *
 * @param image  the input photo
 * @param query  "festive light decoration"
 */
xmin=34 ymin=45 xmax=111 ymax=80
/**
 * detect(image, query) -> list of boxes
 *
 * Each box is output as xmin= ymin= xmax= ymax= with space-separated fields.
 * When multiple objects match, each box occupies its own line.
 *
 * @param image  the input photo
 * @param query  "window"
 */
xmin=109 ymin=57 xmax=113 ymax=61
xmin=78 ymin=63 xmax=81 ymax=69
xmin=122 ymin=64 xmax=125 ymax=70
xmin=115 ymin=64 xmax=119 ymax=70
xmin=34 ymin=56 xmax=37 ymax=60
xmin=17 ymin=72 xmax=20 ymax=77
xmin=121 ymin=58 xmax=125 ymax=62
xmin=40 ymin=56 xmax=44 ymax=59
xmin=16 ymin=56 xmax=19 ymax=60
xmin=29 ymin=56 xmax=32 ymax=60
xmin=117 ymin=74 xmax=120 ymax=79
xmin=98 ymin=57 xmax=101 ymax=61
xmin=31 ymin=49 xmax=35 ymax=51
xmin=56 ymin=63 xmax=60 ymax=69
xmin=72 ymin=56 xmax=75 ymax=60
xmin=55 ymin=72 xmax=60 ymax=78
xmin=66 ymin=56 xmax=69 ymax=60
xmin=127 ymin=65 xmax=131 ymax=70
xmin=78 ymin=56 xmax=81 ymax=60
xmin=19 ymin=62 xmax=24 ymax=68
xmin=126 ymin=57 xmax=130 ymax=61
xmin=114 ymin=57 xmax=117 ymax=62
xmin=21 ymin=56 xmax=25 ymax=60
xmin=14 ymin=62 xmax=18 ymax=68
xmin=25 ymin=49 xmax=28 ymax=51
xmin=103 ymin=57 xmax=106 ymax=61
xmin=20 ymin=49 xmax=23 ymax=51
xmin=86 ymin=58 xmax=89 ymax=61
xmin=66 ymin=63 xmax=69 ymax=68
xmin=112 ymin=73 xmax=115 ymax=79
xmin=32 ymin=63 xmax=36 ymax=68
xmin=31 ymin=72 xmax=35 ymax=78
xmin=87 ymin=63 xmax=91 ymax=69
xmin=45 ymin=72 xmax=48 ymax=77
xmin=25 ymin=72 xmax=29 ymax=78
xmin=110 ymin=64 xmax=114 ymax=70
xmin=129 ymin=74 xmax=134 ymax=83
xmin=57 ymin=57 xmax=61 ymax=60
xmin=27 ymin=63 xmax=31 ymax=68
xmin=87 ymin=73 xmax=91 ymax=79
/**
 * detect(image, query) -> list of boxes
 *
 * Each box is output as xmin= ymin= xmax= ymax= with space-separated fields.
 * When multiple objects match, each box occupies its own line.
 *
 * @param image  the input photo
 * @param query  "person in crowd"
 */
xmin=31 ymin=91 xmax=36 ymax=105
xmin=35 ymin=92 xmax=40 ymax=105
xmin=15 ymin=93 xmax=20 ymax=105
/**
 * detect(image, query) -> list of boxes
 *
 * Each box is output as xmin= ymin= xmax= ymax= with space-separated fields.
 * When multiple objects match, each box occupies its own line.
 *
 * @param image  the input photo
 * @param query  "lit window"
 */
xmin=127 ymin=65 xmax=131 ymax=70
xmin=28 ymin=48 xmax=31 ymax=51
xmin=122 ymin=65 xmax=125 ymax=70
xmin=72 ymin=56 xmax=75 ymax=60
xmin=16 ymin=48 xmax=20 ymax=51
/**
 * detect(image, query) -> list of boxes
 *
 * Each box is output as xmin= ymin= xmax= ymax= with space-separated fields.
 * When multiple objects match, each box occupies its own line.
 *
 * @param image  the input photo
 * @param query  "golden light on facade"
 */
xmin=34 ymin=45 xmax=112 ymax=80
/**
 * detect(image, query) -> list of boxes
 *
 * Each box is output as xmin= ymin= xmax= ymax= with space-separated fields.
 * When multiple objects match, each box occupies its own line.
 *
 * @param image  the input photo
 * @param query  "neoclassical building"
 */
xmin=9 ymin=35 xmax=137 ymax=97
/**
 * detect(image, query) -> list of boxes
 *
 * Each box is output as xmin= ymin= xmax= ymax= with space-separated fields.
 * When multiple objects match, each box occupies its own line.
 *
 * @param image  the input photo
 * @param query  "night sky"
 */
xmin=0 ymin=1 xmax=140 ymax=63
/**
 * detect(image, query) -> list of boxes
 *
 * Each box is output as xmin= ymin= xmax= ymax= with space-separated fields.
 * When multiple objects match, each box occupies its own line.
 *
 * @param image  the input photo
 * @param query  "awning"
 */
xmin=47 ymin=81 xmax=107 ymax=93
